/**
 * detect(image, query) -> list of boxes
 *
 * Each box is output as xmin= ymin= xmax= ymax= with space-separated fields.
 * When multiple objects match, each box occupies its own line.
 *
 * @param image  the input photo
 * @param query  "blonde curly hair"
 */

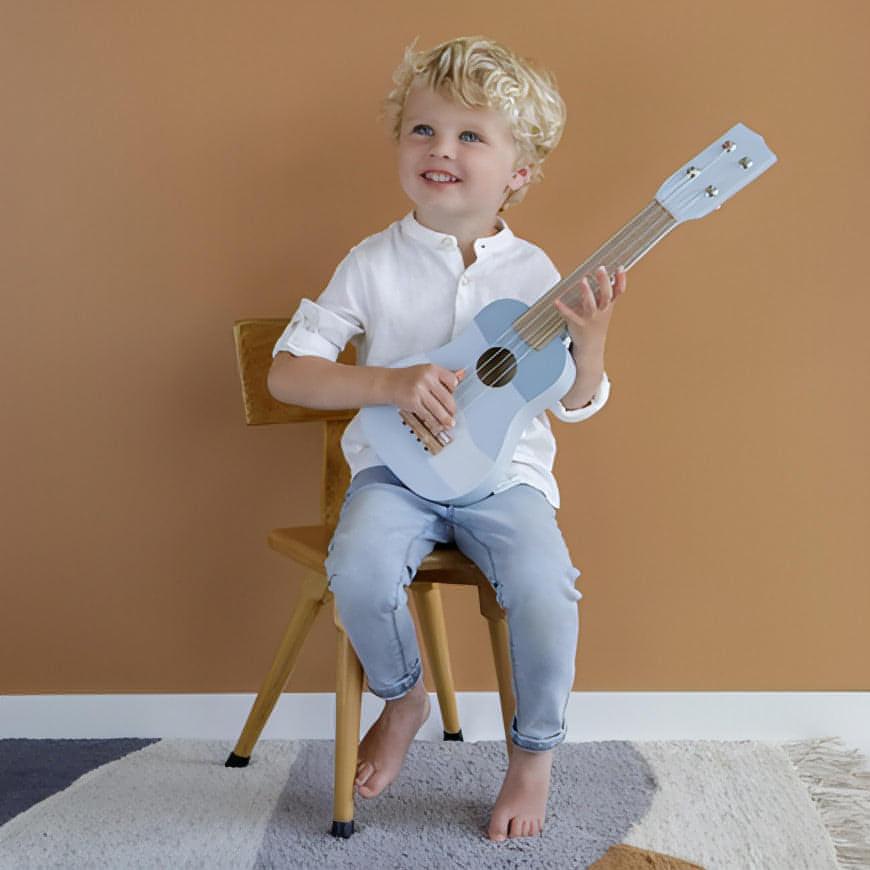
xmin=383 ymin=36 xmax=567 ymax=210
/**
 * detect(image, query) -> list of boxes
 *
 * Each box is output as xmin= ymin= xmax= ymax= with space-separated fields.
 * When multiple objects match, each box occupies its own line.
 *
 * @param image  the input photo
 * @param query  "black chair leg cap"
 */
xmin=331 ymin=820 xmax=355 ymax=838
xmin=225 ymin=752 xmax=250 ymax=768
xmin=443 ymin=729 xmax=464 ymax=741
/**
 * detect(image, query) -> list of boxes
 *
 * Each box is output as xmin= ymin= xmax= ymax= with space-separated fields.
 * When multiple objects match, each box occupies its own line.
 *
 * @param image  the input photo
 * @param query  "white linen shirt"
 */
xmin=273 ymin=212 xmax=610 ymax=507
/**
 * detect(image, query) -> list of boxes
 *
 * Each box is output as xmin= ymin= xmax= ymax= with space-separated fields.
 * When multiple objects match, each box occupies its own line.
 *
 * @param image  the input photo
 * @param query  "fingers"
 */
xmin=424 ymin=369 xmax=459 ymax=428
xmin=556 ymin=265 xmax=626 ymax=321
xmin=611 ymin=265 xmax=627 ymax=301
xmin=400 ymin=364 xmax=463 ymax=432
xmin=588 ymin=264 xmax=627 ymax=308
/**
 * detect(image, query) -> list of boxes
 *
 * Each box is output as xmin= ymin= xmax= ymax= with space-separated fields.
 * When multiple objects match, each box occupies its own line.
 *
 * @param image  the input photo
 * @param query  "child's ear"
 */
xmin=507 ymin=165 xmax=532 ymax=192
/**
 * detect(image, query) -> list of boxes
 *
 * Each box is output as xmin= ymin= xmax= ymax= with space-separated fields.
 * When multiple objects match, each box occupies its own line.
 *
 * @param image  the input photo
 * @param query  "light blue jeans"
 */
xmin=325 ymin=467 xmax=581 ymax=752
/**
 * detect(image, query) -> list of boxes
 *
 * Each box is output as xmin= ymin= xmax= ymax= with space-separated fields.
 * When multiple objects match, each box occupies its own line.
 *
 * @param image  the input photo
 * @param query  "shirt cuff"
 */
xmin=272 ymin=298 xmax=357 ymax=361
xmin=550 ymin=372 xmax=610 ymax=422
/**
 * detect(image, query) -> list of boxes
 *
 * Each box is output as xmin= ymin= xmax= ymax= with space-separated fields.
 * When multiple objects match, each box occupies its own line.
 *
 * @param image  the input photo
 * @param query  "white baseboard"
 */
xmin=2 ymin=693 xmax=869 ymax=759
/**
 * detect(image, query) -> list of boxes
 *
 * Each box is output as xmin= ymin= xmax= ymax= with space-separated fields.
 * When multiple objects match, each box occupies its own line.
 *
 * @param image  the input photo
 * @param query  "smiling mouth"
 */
xmin=422 ymin=171 xmax=460 ymax=183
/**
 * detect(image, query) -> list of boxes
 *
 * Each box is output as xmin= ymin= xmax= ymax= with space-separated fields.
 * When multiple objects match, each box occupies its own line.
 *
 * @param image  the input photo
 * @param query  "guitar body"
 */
xmin=359 ymin=298 xmax=576 ymax=505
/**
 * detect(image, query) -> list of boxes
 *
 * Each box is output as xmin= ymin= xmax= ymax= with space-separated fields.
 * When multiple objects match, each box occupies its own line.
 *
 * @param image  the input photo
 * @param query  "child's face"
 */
xmin=396 ymin=82 xmax=529 ymax=234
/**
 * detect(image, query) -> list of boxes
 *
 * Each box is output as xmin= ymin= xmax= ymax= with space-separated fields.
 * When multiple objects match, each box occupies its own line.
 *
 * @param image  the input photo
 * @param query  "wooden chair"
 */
xmin=225 ymin=318 xmax=516 ymax=838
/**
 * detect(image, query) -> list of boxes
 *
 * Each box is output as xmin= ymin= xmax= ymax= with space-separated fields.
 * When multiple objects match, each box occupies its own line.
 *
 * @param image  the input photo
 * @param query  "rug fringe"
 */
xmin=782 ymin=737 xmax=870 ymax=870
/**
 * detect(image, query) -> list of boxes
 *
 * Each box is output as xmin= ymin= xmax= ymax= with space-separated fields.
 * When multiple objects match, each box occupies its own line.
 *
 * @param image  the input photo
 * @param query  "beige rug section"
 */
xmin=622 ymin=740 xmax=841 ymax=869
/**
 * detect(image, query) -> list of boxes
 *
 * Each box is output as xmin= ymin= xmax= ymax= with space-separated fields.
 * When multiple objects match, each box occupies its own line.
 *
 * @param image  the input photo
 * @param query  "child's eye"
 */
xmin=412 ymin=124 xmax=434 ymax=136
xmin=459 ymin=131 xmax=481 ymax=143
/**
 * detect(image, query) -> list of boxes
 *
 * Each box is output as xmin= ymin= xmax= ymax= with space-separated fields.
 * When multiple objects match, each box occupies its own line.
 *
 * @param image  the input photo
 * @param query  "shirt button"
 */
xmin=459 ymin=275 xmax=469 ymax=286
xmin=440 ymin=237 xmax=454 ymax=250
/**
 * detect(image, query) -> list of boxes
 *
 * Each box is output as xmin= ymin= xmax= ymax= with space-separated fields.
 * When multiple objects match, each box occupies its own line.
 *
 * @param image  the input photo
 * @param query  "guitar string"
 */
xmin=517 ymin=205 xmax=676 ymax=345
xmin=524 ymin=216 xmax=677 ymax=345
xmin=459 ymin=155 xmax=714 ymax=396
xmin=522 ymin=152 xmax=719 ymax=337
xmin=449 ymin=204 xmax=677 ymax=418
xmin=452 ymin=207 xmax=675 ymax=414
xmin=460 ymin=202 xmax=670 ymax=393
xmin=460 ymin=204 xmax=675 ymax=388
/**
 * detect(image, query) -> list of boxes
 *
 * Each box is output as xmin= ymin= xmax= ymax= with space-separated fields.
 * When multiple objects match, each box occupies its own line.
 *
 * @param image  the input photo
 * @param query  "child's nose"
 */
xmin=428 ymin=136 xmax=455 ymax=159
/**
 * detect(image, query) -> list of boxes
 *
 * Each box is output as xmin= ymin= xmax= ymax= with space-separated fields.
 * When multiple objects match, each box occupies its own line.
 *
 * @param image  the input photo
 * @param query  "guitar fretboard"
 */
xmin=513 ymin=200 xmax=678 ymax=349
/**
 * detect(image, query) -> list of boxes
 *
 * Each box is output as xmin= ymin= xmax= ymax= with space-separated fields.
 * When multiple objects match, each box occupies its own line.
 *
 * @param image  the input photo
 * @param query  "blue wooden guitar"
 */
xmin=359 ymin=123 xmax=777 ymax=504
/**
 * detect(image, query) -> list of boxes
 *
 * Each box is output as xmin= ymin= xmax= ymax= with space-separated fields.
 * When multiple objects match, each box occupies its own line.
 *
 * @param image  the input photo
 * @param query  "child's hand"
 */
xmin=388 ymin=364 xmax=465 ymax=433
xmin=554 ymin=265 xmax=626 ymax=346
xmin=554 ymin=265 xmax=626 ymax=410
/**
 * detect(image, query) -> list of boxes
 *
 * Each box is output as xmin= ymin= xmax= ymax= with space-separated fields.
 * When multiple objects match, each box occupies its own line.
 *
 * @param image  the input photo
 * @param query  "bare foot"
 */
xmin=488 ymin=746 xmax=554 ymax=841
xmin=355 ymin=679 xmax=430 ymax=799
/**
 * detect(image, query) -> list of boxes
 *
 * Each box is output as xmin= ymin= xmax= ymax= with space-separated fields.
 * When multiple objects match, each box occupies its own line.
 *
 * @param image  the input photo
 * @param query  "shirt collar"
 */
xmin=399 ymin=212 xmax=516 ymax=259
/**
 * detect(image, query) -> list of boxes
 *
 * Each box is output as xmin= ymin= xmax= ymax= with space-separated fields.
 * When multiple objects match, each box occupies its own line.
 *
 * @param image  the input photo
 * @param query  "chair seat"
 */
xmin=268 ymin=525 xmax=487 ymax=585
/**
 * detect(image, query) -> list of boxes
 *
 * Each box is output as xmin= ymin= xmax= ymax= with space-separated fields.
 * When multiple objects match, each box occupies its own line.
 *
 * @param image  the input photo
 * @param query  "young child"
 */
xmin=268 ymin=35 xmax=626 ymax=841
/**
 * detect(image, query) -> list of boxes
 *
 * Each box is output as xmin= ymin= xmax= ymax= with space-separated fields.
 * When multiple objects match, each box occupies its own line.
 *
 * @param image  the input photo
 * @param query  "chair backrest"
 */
xmin=233 ymin=318 xmax=356 ymax=529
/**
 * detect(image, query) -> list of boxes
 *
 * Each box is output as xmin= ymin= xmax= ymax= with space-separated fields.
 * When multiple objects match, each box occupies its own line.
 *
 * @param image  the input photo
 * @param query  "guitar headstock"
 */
xmin=655 ymin=123 xmax=777 ymax=223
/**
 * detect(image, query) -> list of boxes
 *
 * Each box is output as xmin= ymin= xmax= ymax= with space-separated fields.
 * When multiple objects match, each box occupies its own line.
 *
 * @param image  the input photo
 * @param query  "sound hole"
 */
xmin=476 ymin=346 xmax=518 ymax=388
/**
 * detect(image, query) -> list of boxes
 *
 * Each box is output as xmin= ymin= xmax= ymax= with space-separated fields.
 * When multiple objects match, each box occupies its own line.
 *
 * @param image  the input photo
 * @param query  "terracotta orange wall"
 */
xmin=2 ymin=1 xmax=867 ymax=694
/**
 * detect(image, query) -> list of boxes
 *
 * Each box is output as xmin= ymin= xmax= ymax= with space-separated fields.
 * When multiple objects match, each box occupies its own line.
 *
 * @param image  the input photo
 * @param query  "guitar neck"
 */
xmin=514 ymin=200 xmax=678 ymax=349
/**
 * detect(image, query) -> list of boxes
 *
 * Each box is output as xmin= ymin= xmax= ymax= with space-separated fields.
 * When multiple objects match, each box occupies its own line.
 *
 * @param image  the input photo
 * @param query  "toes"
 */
xmin=355 ymin=761 xmax=374 ymax=788
xmin=487 ymin=814 xmax=509 ymax=842
xmin=508 ymin=818 xmax=532 ymax=838
xmin=490 ymin=815 xmax=542 ymax=840
xmin=356 ymin=782 xmax=375 ymax=798
xmin=355 ymin=761 xmax=390 ymax=799
xmin=357 ymin=772 xmax=386 ymax=799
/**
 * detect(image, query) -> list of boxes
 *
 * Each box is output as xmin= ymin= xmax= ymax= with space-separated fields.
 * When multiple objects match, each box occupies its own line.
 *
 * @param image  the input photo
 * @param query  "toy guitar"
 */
xmin=359 ymin=123 xmax=778 ymax=504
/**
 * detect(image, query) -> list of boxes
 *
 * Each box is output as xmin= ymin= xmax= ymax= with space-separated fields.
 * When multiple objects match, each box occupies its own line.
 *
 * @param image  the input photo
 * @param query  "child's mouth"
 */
xmin=422 ymin=171 xmax=460 ymax=184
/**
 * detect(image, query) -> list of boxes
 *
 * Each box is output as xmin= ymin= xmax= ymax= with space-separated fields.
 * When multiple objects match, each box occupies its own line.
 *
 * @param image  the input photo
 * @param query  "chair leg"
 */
xmin=477 ymin=580 xmax=515 ymax=753
xmin=225 ymin=569 xmax=331 ymax=767
xmin=411 ymin=581 xmax=463 ymax=740
xmin=331 ymin=607 xmax=364 ymax=838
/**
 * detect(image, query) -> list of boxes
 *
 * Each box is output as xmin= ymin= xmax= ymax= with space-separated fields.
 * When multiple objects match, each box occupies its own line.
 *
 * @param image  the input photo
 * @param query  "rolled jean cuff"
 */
xmin=510 ymin=717 xmax=566 ymax=752
xmin=367 ymin=660 xmax=422 ymax=701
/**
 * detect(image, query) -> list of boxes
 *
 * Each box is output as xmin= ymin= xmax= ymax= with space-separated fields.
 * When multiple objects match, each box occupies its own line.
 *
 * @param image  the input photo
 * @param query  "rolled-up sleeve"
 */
xmin=272 ymin=248 xmax=367 ymax=360
xmin=550 ymin=372 xmax=611 ymax=423
xmin=272 ymin=298 xmax=361 ymax=361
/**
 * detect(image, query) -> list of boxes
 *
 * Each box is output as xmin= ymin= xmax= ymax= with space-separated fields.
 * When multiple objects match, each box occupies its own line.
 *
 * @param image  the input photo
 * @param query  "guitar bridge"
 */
xmin=399 ymin=410 xmax=452 ymax=455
